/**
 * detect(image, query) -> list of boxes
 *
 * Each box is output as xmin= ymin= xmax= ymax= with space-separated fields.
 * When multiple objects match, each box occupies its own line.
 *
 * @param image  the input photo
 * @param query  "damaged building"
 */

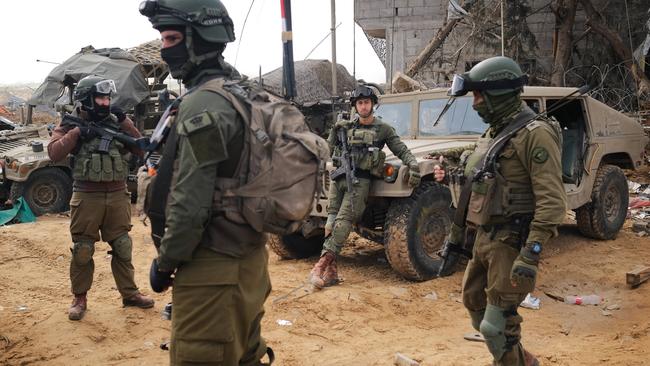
xmin=355 ymin=0 xmax=649 ymax=110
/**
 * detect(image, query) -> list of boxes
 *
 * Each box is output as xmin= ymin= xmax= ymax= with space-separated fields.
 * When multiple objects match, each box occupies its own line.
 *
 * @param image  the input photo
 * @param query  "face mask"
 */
xmin=161 ymin=41 xmax=189 ymax=79
xmin=472 ymin=100 xmax=492 ymax=122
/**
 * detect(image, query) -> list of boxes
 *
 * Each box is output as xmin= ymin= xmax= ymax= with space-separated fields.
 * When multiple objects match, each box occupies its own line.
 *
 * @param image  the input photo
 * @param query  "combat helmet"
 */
xmin=139 ymin=0 xmax=235 ymax=80
xmin=350 ymin=85 xmax=379 ymax=106
xmin=447 ymin=56 xmax=528 ymax=98
xmin=73 ymin=75 xmax=116 ymax=117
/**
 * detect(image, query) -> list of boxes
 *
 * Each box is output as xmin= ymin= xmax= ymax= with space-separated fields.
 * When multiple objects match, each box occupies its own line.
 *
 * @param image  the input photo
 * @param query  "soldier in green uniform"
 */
xmin=141 ymin=0 xmax=273 ymax=364
xmin=436 ymin=56 xmax=566 ymax=366
xmin=309 ymin=85 xmax=421 ymax=288
xmin=48 ymin=75 xmax=154 ymax=321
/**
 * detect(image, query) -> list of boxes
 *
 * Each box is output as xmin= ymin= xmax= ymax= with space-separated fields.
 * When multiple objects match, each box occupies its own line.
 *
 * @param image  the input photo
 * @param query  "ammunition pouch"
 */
xmin=72 ymin=137 xmax=129 ymax=182
xmin=466 ymin=171 xmax=535 ymax=226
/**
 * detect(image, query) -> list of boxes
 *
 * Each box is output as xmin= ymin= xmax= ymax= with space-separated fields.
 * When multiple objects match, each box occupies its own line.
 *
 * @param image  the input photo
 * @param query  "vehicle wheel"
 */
xmin=576 ymin=165 xmax=628 ymax=240
xmin=22 ymin=168 xmax=72 ymax=216
xmin=268 ymin=233 xmax=324 ymax=259
xmin=384 ymin=182 xmax=454 ymax=281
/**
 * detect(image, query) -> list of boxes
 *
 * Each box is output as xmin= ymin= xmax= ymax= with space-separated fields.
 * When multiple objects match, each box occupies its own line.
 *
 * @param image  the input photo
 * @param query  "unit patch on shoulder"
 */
xmin=531 ymin=146 xmax=549 ymax=164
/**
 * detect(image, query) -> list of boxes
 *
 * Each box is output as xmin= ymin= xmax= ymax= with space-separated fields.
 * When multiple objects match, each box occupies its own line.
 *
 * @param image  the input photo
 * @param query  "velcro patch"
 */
xmin=181 ymin=111 xmax=228 ymax=164
xmin=532 ymin=146 xmax=549 ymax=164
xmin=182 ymin=111 xmax=213 ymax=135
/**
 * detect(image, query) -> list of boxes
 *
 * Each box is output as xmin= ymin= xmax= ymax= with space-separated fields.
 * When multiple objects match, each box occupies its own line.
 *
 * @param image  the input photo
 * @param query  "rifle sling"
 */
xmin=146 ymin=122 xmax=180 ymax=249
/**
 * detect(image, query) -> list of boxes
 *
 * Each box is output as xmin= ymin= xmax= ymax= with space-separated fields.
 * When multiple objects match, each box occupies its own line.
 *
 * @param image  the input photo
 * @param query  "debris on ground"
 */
xmin=463 ymin=332 xmax=485 ymax=342
xmin=626 ymin=265 xmax=650 ymax=288
xmin=520 ymin=293 xmax=541 ymax=310
xmin=394 ymin=352 xmax=420 ymax=366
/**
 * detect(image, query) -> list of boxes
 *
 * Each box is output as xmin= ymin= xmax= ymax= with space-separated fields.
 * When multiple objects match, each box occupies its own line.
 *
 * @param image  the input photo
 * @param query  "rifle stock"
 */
xmin=61 ymin=114 xmax=149 ymax=151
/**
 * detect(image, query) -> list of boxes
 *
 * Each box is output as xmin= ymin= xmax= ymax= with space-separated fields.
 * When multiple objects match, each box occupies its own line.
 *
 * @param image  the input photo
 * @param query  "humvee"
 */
xmin=269 ymin=86 xmax=648 ymax=281
xmin=0 ymin=41 xmax=170 ymax=215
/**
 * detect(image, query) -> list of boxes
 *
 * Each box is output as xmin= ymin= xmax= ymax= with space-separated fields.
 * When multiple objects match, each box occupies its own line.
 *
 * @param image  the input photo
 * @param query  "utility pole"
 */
xmin=280 ymin=0 xmax=296 ymax=99
xmin=330 ymin=0 xmax=337 ymax=96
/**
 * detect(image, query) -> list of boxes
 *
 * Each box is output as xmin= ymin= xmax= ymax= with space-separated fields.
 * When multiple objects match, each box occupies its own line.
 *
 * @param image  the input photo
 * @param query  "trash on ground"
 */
xmin=394 ymin=352 xmax=420 ymax=366
xmin=520 ymin=293 xmax=540 ymax=309
xmin=276 ymin=319 xmax=293 ymax=326
xmin=463 ymin=332 xmax=485 ymax=342
xmin=16 ymin=305 xmax=28 ymax=312
xmin=564 ymin=294 xmax=602 ymax=305
xmin=423 ymin=291 xmax=438 ymax=301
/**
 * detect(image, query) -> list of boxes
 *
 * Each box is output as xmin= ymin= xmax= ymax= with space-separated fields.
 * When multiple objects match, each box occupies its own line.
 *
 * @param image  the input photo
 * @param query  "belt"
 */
xmin=332 ymin=169 xmax=372 ymax=181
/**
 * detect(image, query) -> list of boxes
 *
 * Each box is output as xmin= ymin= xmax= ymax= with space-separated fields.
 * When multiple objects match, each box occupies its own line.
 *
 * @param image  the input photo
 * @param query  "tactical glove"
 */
xmin=76 ymin=126 xmax=98 ymax=141
xmin=510 ymin=242 xmax=542 ymax=292
xmin=150 ymin=258 xmax=174 ymax=293
xmin=111 ymin=106 xmax=127 ymax=123
xmin=407 ymin=164 xmax=421 ymax=187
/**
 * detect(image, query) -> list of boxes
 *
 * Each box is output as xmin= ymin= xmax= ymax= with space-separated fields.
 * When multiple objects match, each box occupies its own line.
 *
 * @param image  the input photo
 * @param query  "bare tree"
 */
xmin=550 ymin=0 xmax=578 ymax=86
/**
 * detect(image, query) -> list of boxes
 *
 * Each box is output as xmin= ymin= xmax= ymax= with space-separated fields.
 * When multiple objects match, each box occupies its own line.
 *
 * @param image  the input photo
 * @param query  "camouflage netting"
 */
xmin=255 ymin=59 xmax=357 ymax=105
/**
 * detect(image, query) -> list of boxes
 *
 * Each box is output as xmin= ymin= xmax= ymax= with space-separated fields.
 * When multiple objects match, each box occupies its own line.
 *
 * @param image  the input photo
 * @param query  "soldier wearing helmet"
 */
xmin=141 ymin=1 xmax=273 ymax=364
xmin=308 ymin=85 xmax=420 ymax=288
xmin=47 ymin=75 xmax=154 ymax=321
xmin=435 ymin=56 xmax=566 ymax=366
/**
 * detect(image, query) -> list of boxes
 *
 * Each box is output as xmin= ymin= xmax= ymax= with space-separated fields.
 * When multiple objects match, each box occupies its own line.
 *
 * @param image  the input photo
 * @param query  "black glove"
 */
xmin=510 ymin=242 xmax=542 ymax=292
xmin=77 ymin=126 xmax=98 ymax=140
xmin=110 ymin=106 xmax=126 ymax=123
xmin=150 ymin=258 xmax=174 ymax=293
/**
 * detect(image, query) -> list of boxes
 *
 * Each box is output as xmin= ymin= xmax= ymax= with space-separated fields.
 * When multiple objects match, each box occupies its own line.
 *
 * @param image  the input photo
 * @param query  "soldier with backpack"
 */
xmin=309 ymin=85 xmax=421 ymax=288
xmin=141 ymin=0 xmax=327 ymax=364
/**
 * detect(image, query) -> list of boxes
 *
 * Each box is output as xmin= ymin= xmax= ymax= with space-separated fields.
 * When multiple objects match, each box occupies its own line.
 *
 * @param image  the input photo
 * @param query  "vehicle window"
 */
xmin=524 ymin=98 xmax=541 ymax=113
xmin=376 ymin=102 xmax=412 ymax=136
xmin=418 ymin=97 xmax=486 ymax=136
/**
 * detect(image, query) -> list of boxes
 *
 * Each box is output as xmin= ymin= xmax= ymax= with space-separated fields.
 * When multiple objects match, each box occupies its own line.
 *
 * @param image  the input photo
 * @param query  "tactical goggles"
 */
xmin=447 ymin=74 xmax=528 ymax=96
xmin=139 ymin=0 xmax=232 ymax=27
xmin=353 ymin=86 xmax=374 ymax=99
xmin=94 ymin=79 xmax=117 ymax=95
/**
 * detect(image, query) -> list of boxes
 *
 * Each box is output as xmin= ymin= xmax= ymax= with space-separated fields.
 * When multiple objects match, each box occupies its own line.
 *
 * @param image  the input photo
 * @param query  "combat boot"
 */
xmin=523 ymin=350 xmax=539 ymax=366
xmin=122 ymin=293 xmax=155 ymax=309
xmin=321 ymin=254 xmax=340 ymax=287
xmin=68 ymin=293 xmax=87 ymax=321
xmin=309 ymin=251 xmax=335 ymax=289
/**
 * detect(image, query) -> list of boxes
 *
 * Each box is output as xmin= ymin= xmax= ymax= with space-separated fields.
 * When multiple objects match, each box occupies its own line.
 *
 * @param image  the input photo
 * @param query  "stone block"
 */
xmin=408 ymin=0 xmax=424 ymax=7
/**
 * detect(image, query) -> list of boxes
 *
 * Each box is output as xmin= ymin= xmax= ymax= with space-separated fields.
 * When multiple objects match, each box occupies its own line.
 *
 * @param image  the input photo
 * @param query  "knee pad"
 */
xmin=109 ymin=234 xmax=133 ymax=261
xmin=72 ymin=241 xmax=95 ymax=266
xmin=468 ymin=309 xmax=485 ymax=332
xmin=479 ymin=304 xmax=508 ymax=360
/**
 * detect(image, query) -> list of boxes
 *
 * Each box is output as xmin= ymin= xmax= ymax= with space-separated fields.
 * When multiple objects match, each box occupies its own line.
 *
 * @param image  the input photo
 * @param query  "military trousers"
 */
xmin=69 ymin=189 xmax=138 ymax=298
xmin=322 ymin=177 xmax=371 ymax=255
xmin=170 ymin=244 xmax=272 ymax=366
xmin=462 ymin=226 xmax=530 ymax=366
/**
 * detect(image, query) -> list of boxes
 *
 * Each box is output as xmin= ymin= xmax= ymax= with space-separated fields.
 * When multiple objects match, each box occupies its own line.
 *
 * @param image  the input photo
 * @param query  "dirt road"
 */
xmin=1 ymin=214 xmax=649 ymax=365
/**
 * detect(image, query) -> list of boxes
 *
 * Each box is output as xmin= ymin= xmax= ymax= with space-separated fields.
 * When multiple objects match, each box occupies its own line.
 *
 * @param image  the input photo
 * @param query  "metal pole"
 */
xmin=281 ymin=0 xmax=296 ymax=99
xmin=352 ymin=1 xmax=356 ymax=80
xmin=330 ymin=0 xmax=338 ymax=96
xmin=500 ymin=0 xmax=505 ymax=56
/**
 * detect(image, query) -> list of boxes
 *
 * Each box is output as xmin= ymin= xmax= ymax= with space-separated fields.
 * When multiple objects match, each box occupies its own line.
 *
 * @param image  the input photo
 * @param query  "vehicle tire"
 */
xmin=22 ymin=168 xmax=72 ymax=216
xmin=575 ymin=164 xmax=628 ymax=240
xmin=384 ymin=182 xmax=454 ymax=281
xmin=268 ymin=233 xmax=324 ymax=259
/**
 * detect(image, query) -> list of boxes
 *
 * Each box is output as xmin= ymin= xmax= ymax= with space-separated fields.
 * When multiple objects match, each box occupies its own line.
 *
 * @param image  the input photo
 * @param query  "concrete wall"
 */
xmin=354 ymin=0 xmax=633 ymax=87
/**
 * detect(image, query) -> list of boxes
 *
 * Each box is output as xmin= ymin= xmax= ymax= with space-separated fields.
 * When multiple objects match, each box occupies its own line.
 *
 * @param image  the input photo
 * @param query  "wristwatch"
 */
xmin=529 ymin=241 xmax=543 ymax=255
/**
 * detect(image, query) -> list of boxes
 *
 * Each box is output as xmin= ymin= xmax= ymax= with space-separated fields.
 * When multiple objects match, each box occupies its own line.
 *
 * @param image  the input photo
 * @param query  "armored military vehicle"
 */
xmin=0 ymin=41 xmax=170 ymax=215
xmin=269 ymin=86 xmax=648 ymax=281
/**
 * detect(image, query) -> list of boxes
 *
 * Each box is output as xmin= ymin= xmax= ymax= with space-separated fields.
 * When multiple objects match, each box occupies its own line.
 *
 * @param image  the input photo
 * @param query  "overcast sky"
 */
xmin=1 ymin=0 xmax=386 ymax=86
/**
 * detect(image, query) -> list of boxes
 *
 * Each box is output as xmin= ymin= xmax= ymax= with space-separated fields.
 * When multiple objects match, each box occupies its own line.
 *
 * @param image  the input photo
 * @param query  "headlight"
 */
xmin=383 ymin=163 xmax=401 ymax=183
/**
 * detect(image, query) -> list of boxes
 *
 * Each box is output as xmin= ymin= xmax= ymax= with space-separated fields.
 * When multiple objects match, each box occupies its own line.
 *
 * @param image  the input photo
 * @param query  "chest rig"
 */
xmin=449 ymin=107 xmax=539 ymax=226
xmin=72 ymin=116 xmax=130 ymax=182
xmin=334 ymin=123 xmax=386 ymax=177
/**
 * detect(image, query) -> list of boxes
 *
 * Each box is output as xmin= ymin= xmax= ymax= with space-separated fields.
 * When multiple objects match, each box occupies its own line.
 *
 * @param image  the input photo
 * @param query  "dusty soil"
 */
xmin=1 ymin=213 xmax=650 ymax=366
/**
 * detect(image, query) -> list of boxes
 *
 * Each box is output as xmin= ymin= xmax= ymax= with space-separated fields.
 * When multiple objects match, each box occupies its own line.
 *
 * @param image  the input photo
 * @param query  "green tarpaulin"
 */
xmin=0 ymin=197 xmax=37 ymax=226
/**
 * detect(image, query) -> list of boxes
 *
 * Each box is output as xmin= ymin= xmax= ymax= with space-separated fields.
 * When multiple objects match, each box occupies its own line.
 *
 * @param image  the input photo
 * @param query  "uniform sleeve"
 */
xmin=47 ymin=123 xmax=79 ymax=162
xmin=383 ymin=124 xmax=417 ymax=166
xmin=327 ymin=126 xmax=337 ymax=156
xmin=119 ymin=116 xmax=144 ymax=157
xmin=518 ymin=125 xmax=567 ymax=245
xmin=157 ymin=106 xmax=233 ymax=271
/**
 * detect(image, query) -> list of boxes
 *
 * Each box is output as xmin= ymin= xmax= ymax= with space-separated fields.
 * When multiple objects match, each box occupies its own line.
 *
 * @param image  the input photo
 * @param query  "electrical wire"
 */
xmin=234 ymin=0 xmax=256 ymax=68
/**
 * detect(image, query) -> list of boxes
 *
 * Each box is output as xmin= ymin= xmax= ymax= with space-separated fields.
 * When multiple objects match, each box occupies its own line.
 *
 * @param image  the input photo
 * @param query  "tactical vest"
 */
xmin=450 ymin=110 xmax=555 ymax=226
xmin=334 ymin=123 xmax=386 ymax=177
xmin=72 ymin=117 xmax=130 ymax=182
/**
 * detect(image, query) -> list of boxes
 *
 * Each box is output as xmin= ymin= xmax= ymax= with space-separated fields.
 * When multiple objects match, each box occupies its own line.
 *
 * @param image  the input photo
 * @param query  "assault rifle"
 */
xmin=60 ymin=114 xmax=149 ymax=153
xmin=437 ymin=84 xmax=592 ymax=277
xmin=330 ymin=115 xmax=359 ymax=214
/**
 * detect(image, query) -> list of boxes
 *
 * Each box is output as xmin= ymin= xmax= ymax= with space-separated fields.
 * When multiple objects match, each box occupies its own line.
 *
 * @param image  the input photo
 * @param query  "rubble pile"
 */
xmin=628 ymin=181 xmax=650 ymax=236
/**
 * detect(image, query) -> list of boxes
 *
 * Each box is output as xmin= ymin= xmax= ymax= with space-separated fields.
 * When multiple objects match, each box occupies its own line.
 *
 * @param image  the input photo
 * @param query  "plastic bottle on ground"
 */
xmin=564 ymin=294 xmax=602 ymax=305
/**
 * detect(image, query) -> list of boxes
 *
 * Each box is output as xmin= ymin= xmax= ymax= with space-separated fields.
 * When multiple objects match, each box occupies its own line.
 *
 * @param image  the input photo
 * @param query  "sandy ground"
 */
xmin=1 ymin=212 xmax=650 ymax=366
